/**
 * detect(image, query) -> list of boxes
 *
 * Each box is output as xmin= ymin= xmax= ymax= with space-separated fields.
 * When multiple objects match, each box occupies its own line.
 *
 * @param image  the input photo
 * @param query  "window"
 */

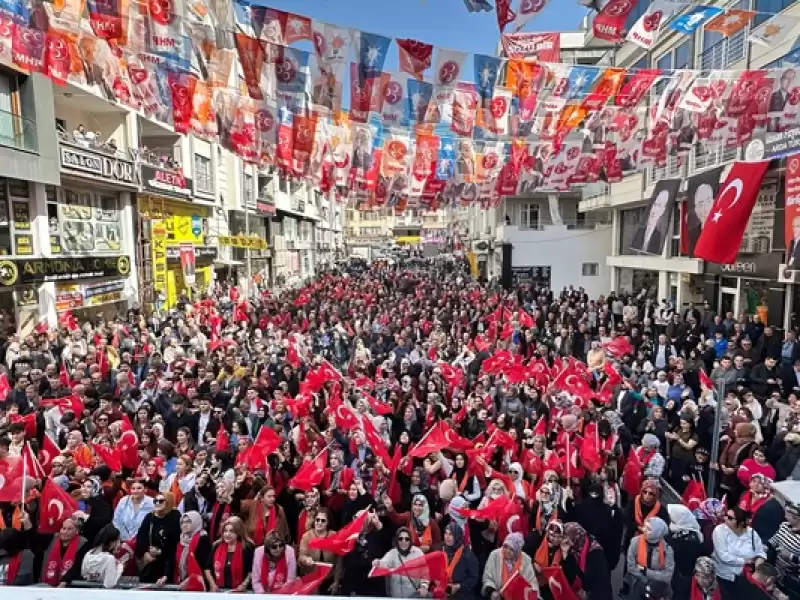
xmin=194 ymin=155 xmax=212 ymax=194
xmin=243 ymin=173 xmax=254 ymax=208
xmin=619 ymin=206 xmax=647 ymax=256
xmin=755 ymin=0 xmax=799 ymax=26
xmin=519 ymin=203 xmax=540 ymax=229
xmin=0 ymin=72 xmax=34 ymax=152
xmin=582 ymin=263 xmax=599 ymax=276
xmin=674 ymin=41 xmax=690 ymax=70
xmin=47 ymin=187 xmax=121 ymax=255
xmin=624 ymin=0 xmax=651 ymax=32
xmin=654 ymin=53 xmax=673 ymax=96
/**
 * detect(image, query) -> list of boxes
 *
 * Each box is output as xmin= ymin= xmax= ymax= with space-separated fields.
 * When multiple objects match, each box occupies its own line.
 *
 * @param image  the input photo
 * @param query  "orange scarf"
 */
xmin=535 ymin=505 xmax=557 ymax=531
xmin=636 ymin=535 xmax=665 ymax=570
xmin=0 ymin=506 xmax=21 ymax=530
xmin=445 ymin=547 xmax=464 ymax=581
xmin=634 ymin=497 xmax=660 ymax=530
xmin=411 ymin=523 xmax=433 ymax=548
xmin=170 ymin=476 xmax=184 ymax=507
xmin=534 ymin=537 xmax=562 ymax=570
xmin=501 ymin=553 xmax=523 ymax=586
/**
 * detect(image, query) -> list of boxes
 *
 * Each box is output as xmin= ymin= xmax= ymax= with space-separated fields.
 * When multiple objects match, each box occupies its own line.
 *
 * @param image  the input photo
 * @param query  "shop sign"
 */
xmin=56 ymin=284 xmax=83 ymax=311
xmin=84 ymin=280 xmax=125 ymax=306
xmin=512 ymin=266 xmax=552 ymax=288
xmin=0 ymin=256 xmax=131 ymax=286
xmin=705 ymin=252 xmax=783 ymax=279
xmin=141 ymin=165 xmax=193 ymax=198
xmin=166 ymin=246 xmax=217 ymax=262
xmin=152 ymin=225 xmax=167 ymax=294
xmin=218 ymin=235 xmax=269 ymax=250
xmin=59 ymin=142 xmax=137 ymax=187
xmin=256 ymin=200 xmax=276 ymax=215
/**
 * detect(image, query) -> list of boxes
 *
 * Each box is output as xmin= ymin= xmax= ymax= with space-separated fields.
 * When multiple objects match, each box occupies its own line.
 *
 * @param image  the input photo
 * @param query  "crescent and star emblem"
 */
xmin=711 ymin=179 xmax=744 ymax=223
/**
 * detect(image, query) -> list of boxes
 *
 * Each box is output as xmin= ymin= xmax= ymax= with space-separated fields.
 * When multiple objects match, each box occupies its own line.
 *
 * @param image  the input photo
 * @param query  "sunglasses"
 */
xmin=725 ymin=514 xmax=736 ymax=521
xmin=315 ymin=518 xmax=327 ymax=523
xmin=154 ymin=498 xmax=166 ymax=504
xmin=397 ymin=536 xmax=411 ymax=542
xmin=641 ymin=490 xmax=656 ymax=496
xmin=269 ymin=543 xmax=285 ymax=550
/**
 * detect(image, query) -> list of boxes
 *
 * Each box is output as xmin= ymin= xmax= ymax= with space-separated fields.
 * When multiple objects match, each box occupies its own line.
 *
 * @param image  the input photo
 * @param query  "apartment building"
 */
xmin=0 ymin=61 xmax=343 ymax=332
xmin=579 ymin=0 xmax=800 ymax=330
xmin=466 ymin=28 xmax=615 ymax=297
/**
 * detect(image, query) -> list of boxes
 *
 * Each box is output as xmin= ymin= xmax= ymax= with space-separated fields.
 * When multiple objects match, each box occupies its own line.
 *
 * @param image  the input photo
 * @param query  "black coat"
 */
xmin=135 ymin=510 xmax=182 ymax=582
xmin=666 ymin=531 xmax=703 ymax=600
xmin=340 ymin=530 xmax=388 ymax=596
xmin=571 ymin=496 xmax=623 ymax=570
xmin=443 ymin=546 xmax=480 ymax=600
xmin=576 ymin=545 xmax=613 ymax=600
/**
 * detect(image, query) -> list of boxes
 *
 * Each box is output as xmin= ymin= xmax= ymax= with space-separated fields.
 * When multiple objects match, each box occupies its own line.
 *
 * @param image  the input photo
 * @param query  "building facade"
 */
xmin=579 ymin=0 xmax=800 ymax=331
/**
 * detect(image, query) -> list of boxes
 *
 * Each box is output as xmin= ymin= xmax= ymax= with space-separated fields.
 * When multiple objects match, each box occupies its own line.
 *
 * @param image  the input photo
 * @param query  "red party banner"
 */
xmin=501 ymin=32 xmax=561 ymax=63
xmin=12 ymin=25 xmax=45 ymax=73
xmin=785 ymin=154 xmax=800 ymax=269
xmin=234 ymin=33 xmax=266 ymax=100
xmin=593 ymin=0 xmax=639 ymax=42
xmin=167 ymin=71 xmax=195 ymax=134
xmin=396 ymin=38 xmax=433 ymax=80
xmin=45 ymin=30 xmax=73 ymax=86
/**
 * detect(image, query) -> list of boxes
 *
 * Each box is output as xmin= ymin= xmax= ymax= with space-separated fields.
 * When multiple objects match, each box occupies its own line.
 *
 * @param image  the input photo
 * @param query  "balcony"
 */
xmin=700 ymin=31 xmax=747 ymax=71
xmin=0 ymin=107 xmax=37 ymax=153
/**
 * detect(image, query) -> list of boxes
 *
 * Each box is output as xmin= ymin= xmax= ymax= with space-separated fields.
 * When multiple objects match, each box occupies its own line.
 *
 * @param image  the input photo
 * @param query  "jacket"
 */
xmin=81 ymin=549 xmax=122 ymax=589
xmin=482 ymin=548 xmax=538 ymax=597
xmin=378 ymin=546 xmax=426 ymax=598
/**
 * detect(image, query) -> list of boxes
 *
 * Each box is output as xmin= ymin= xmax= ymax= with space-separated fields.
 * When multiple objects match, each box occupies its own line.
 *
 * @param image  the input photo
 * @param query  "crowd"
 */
xmin=0 ymin=257 xmax=798 ymax=599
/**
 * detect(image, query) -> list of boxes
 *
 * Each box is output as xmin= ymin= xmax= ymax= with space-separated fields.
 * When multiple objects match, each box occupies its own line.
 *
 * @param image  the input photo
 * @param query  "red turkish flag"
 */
xmin=542 ymin=567 xmax=579 ymax=600
xmin=216 ymin=427 xmax=230 ymax=451
xmin=39 ymin=434 xmax=60 ymax=475
xmin=278 ymin=563 xmax=333 ymax=595
xmin=604 ymin=361 xmax=623 ymax=386
xmin=621 ymin=447 xmax=643 ymax=499
xmin=39 ymin=478 xmax=79 ymax=534
xmin=502 ymin=571 xmax=539 ymax=600
xmin=362 ymin=417 xmax=391 ymax=465
xmin=518 ymin=309 xmax=534 ymax=328
xmin=457 ymin=494 xmax=514 ymax=520
xmin=10 ymin=413 xmax=36 ymax=438
xmin=694 ymin=161 xmax=770 ymax=264
xmin=91 ymin=442 xmax=122 ymax=472
xmin=410 ymin=422 xmax=448 ymax=458
xmin=0 ymin=457 xmax=25 ymax=502
xmin=604 ymin=336 xmax=634 ymax=357
xmin=289 ymin=451 xmax=327 ymax=491
xmin=700 ymin=369 xmax=715 ymax=389
xmin=308 ymin=509 xmax=369 ymax=555
xmin=0 ymin=373 xmax=11 ymax=402
xmin=682 ymin=478 xmax=707 ymax=511
xmin=370 ymin=551 xmax=447 ymax=593
xmin=253 ymin=425 xmax=282 ymax=456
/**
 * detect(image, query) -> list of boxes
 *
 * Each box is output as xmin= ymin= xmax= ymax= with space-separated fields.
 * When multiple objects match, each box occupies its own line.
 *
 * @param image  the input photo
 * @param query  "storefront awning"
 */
xmin=213 ymin=258 xmax=244 ymax=267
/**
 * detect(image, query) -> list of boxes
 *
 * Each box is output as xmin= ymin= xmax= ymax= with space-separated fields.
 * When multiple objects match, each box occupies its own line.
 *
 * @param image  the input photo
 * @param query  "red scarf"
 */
xmin=174 ymin=532 xmax=202 ymax=585
xmin=213 ymin=542 xmax=244 ymax=589
xmin=639 ymin=448 xmax=657 ymax=466
xmin=254 ymin=504 xmax=277 ymax=546
xmin=744 ymin=569 xmax=771 ymax=596
xmin=262 ymin=551 xmax=288 ymax=592
xmin=3 ymin=553 xmax=22 ymax=586
xmin=212 ymin=502 xmax=231 ymax=539
xmin=297 ymin=510 xmax=311 ymax=546
xmin=690 ymin=577 xmax=722 ymax=600
xmin=42 ymin=537 xmax=80 ymax=586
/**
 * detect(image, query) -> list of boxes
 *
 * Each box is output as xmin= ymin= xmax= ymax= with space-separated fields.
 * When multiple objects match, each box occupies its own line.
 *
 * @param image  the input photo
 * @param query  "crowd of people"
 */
xmin=0 ymin=257 xmax=798 ymax=599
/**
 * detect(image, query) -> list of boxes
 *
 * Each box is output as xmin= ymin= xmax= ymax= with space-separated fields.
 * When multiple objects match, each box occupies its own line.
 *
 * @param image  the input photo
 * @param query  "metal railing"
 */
xmin=700 ymin=30 xmax=747 ymax=71
xmin=0 ymin=108 xmax=38 ymax=153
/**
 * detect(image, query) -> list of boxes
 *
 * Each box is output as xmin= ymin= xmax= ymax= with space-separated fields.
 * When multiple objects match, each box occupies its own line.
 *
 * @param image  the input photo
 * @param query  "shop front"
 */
xmin=705 ymin=253 xmax=787 ymax=330
xmin=136 ymin=165 xmax=211 ymax=309
xmin=0 ymin=255 xmax=132 ymax=332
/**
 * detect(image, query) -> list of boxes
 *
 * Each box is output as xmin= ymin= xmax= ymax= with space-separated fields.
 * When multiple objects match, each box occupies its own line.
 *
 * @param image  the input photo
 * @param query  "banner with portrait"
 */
xmin=786 ymin=154 xmax=800 ymax=270
xmin=630 ymin=178 xmax=681 ymax=255
xmin=685 ymin=167 xmax=723 ymax=257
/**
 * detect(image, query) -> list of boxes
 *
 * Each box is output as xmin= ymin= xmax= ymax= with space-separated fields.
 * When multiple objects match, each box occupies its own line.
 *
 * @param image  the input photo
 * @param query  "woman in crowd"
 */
xmin=625 ymin=516 xmax=675 ymax=597
xmin=252 ymin=530 xmax=296 ymax=593
xmin=40 ymin=516 xmax=88 ymax=587
xmin=206 ymin=516 xmax=253 ymax=592
xmin=81 ymin=524 xmax=126 ymax=589
xmin=135 ymin=491 xmax=180 ymax=583
xmin=712 ymin=506 xmax=767 ymax=596
xmin=374 ymin=526 xmax=425 ymax=597
xmin=173 ymin=511 xmax=210 ymax=591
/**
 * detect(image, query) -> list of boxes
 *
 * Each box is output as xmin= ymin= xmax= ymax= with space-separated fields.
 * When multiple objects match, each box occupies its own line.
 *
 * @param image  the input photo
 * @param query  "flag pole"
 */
xmin=20 ymin=442 xmax=27 ymax=506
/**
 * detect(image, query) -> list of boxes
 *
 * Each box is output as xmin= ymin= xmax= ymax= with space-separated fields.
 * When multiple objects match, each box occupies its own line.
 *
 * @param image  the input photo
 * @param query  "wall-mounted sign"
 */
xmin=0 ymin=256 xmax=131 ymax=286
xmin=59 ymin=142 xmax=137 ymax=188
xmin=140 ymin=165 xmax=193 ymax=199
xmin=166 ymin=246 xmax=218 ymax=262
xmin=705 ymin=252 xmax=783 ymax=279
xmin=218 ymin=235 xmax=269 ymax=250
xmin=256 ymin=200 xmax=276 ymax=215
xmin=84 ymin=280 xmax=125 ymax=306
xmin=151 ymin=224 xmax=167 ymax=295
xmin=512 ymin=266 xmax=552 ymax=288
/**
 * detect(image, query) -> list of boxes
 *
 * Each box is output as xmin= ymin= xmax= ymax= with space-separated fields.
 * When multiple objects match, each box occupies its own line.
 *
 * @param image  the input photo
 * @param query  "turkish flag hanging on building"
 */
xmin=694 ymin=160 xmax=770 ymax=264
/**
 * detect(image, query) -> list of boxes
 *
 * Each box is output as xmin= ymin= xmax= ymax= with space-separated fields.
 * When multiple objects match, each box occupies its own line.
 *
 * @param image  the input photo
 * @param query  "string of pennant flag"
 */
xmin=9 ymin=0 xmax=800 ymax=211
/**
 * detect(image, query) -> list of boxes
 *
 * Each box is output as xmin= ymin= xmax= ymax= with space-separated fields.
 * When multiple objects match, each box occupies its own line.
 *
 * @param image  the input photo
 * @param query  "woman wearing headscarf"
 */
xmin=625 ymin=516 xmax=675 ymax=598
xmin=442 ymin=452 xmax=481 ymax=504
xmin=73 ymin=476 xmax=114 ymax=548
xmin=483 ymin=531 xmax=538 ymax=599
xmin=563 ymin=522 xmax=613 ymax=600
xmin=523 ymin=520 xmax=575 ymax=593
xmin=529 ymin=482 xmax=563 ymax=534
xmin=374 ymin=526 xmax=425 ymax=597
xmin=134 ymin=490 xmax=181 ymax=583
xmin=508 ymin=462 xmax=532 ymax=504
xmin=40 ymin=516 xmax=88 ymax=587
xmin=385 ymin=493 xmax=442 ymax=553
xmin=690 ymin=556 xmax=721 ymax=600
xmin=173 ymin=511 xmax=211 ymax=591
xmin=737 ymin=472 xmax=773 ymax=525
xmin=666 ymin=504 xmax=704 ymax=600
xmin=621 ymin=480 xmax=670 ymax=564
xmin=295 ymin=487 xmax=321 ymax=546
xmin=571 ymin=482 xmax=622 ymax=571
xmin=435 ymin=521 xmax=476 ymax=599
xmin=252 ymin=530 xmax=296 ymax=593
xmin=694 ymin=498 xmax=725 ymax=556
xmin=210 ymin=479 xmax=241 ymax=540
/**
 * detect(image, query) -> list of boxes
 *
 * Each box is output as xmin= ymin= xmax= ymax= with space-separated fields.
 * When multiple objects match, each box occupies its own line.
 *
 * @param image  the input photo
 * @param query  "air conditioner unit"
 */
xmin=778 ymin=265 xmax=800 ymax=284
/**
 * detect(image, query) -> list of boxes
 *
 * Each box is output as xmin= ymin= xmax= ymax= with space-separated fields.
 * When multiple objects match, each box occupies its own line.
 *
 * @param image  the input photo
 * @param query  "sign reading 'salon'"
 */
xmin=59 ymin=142 xmax=137 ymax=188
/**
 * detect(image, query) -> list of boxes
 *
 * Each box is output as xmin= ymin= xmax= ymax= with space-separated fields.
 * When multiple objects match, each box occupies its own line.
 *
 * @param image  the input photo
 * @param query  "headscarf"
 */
xmin=444 ymin=521 xmax=464 ymax=557
xmin=180 ymin=511 xmax=203 ymax=544
xmin=564 ymin=522 xmax=602 ymax=557
xmin=509 ymin=462 xmax=526 ymax=500
xmin=409 ymin=467 xmax=428 ymax=495
xmin=644 ymin=516 xmax=668 ymax=543
xmin=448 ymin=497 xmax=468 ymax=533
xmin=694 ymin=498 xmax=724 ymax=524
xmin=538 ymin=483 xmax=557 ymax=517
xmin=86 ymin=476 xmax=102 ymax=498
xmin=642 ymin=433 xmax=660 ymax=449
xmin=640 ymin=479 xmax=660 ymax=499
xmin=411 ymin=494 xmax=430 ymax=530
xmin=694 ymin=556 xmax=717 ymax=592
xmin=667 ymin=504 xmax=703 ymax=542
xmin=503 ymin=532 xmax=524 ymax=558
xmin=395 ymin=526 xmax=413 ymax=557
xmin=160 ymin=491 xmax=177 ymax=513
